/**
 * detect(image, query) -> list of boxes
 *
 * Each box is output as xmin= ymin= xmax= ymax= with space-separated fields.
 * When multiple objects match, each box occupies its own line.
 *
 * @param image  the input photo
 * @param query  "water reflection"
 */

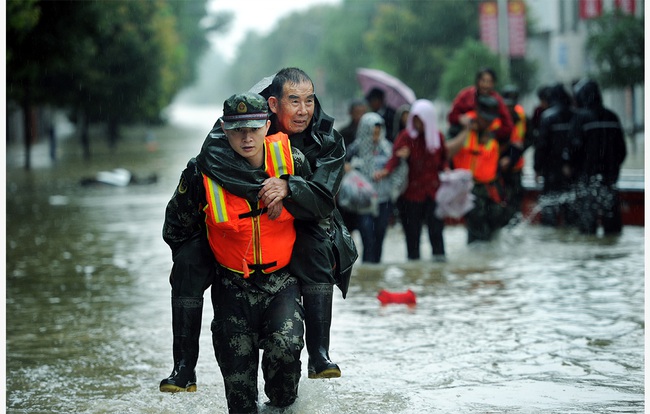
xmin=6 ymin=121 xmax=644 ymax=413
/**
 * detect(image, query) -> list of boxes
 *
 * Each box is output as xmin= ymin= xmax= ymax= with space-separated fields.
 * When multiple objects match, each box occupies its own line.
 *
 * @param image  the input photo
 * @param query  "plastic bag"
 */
xmin=389 ymin=159 xmax=409 ymax=202
xmin=338 ymin=169 xmax=378 ymax=214
xmin=435 ymin=169 xmax=475 ymax=219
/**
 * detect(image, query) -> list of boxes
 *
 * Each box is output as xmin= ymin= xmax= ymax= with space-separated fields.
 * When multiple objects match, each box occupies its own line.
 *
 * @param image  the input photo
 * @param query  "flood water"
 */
xmin=6 ymin=104 xmax=645 ymax=413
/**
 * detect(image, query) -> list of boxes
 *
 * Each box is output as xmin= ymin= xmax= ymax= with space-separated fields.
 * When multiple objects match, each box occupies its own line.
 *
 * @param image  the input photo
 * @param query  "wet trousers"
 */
xmin=465 ymin=185 xmax=509 ymax=243
xmin=574 ymin=179 xmax=622 ymax=235
xmin=502 ymin=170 xmax=524 ymax=222
xmin=398 ymin=197 xmax=445 ymax=259
xmin=211 ymin=271 xmax=304 ymax=414
xmin=357 ymin=200 xmax=392 ymax=263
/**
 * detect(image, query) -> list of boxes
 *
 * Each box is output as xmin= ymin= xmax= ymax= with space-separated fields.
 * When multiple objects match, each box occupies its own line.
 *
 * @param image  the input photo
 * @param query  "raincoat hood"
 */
xmin=573 ymin=78 xmax=603 ymax=109
xmin=547 ymin=83 xmax=572 ymax=108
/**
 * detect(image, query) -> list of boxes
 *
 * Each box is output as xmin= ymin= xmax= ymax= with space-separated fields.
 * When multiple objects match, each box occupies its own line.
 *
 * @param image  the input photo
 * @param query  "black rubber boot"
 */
xmin=160 ymin=297 xmax=203 ymax=392
xmin=302 ymin=284 xmax=341 ymax=379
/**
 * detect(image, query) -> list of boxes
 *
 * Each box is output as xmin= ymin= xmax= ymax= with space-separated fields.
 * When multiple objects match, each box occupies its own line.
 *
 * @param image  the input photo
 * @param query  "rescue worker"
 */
xmin=446 ymin=95 xmax=509 ymax=243
xmin=533 ymin=83 xmax=577 ymax=227
xmin=570 ymin=78 xmax=627 ymax=235
xmin=197 ymin=68 xmax=355 ymax=380
xmin=447 ymin=67 xmax=513 ymax=144
xmin=163 ymin=93 xmax=309 ymax=412
xmin=499 ymin=85 xmax=530 ymax=221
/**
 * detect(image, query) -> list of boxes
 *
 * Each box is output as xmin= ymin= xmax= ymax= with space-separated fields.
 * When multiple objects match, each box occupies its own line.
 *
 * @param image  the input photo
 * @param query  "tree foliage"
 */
xmin=365 ymin=0 xmax=480 ymax=99
xmin=6 ymin=0 xmax=226 ymax=166
xmin=586 ymin=11 xmax=644 ymax=88
xmin=223 ymin=0 xmax=536 ymax=108
xmin=439 ymin=39 xmax=537 ymax=102
xmin=439 ymin=39 xmax=502 ymax=102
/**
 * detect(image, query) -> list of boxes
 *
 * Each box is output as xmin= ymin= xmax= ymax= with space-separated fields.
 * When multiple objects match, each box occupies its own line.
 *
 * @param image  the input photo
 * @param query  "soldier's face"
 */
xmin=269 ymin=81 xmax=315 ymax=135
xmin=222 ymin=120 xmax=270 ymax=168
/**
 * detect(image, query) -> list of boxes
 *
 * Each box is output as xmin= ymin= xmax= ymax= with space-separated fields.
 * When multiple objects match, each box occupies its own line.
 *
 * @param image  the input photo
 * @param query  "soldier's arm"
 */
xmin=162 ymin=158 xmax=206 ymax=256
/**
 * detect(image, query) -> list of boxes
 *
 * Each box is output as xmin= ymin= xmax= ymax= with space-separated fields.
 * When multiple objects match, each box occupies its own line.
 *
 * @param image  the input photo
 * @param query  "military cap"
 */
xmin=222 ymin=92 xmax=269 ymax=130
xmin=476 ymin=95 xmax=500 ymax=122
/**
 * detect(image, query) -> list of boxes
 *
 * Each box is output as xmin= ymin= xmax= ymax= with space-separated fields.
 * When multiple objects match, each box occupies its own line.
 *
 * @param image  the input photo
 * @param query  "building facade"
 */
xmin=524 ymin=0 xmax=644 ymax=132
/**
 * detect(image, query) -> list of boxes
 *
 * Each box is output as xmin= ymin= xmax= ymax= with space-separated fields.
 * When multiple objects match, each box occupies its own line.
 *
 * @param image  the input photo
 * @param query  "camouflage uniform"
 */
xmin=211 ymin=268 xmax=304 ymax=413
xmin=163 ymin=147 xmax=310 ymax=410
xmin=197 ymin=74 xmax=356 ymax=380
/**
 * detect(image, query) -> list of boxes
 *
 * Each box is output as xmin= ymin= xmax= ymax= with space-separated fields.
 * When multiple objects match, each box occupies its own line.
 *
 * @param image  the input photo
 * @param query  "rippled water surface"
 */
xmin=6 ymin=108 xmax=644 ymax=413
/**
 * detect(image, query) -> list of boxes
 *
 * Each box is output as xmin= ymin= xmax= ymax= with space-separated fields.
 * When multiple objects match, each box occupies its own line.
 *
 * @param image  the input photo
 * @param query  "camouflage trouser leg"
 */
xmin=211 ymin=280 xmax=304 ymax=414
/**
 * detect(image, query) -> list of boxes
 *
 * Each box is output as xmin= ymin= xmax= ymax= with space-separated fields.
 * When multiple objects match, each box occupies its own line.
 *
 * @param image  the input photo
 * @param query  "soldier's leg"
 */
xmin=160 ymin=232 xmax=215 ymax=393
xmin=261 ymin=282 xmax=304 ymax=408
xmin=211 ymin=277 xmax=260 ymax=414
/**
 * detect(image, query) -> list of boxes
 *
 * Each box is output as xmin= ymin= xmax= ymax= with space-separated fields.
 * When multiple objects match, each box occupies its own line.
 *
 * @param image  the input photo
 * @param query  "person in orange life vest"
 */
xmin=375 ymin=99 xmax=449 ymax=262
xmin=499 ymin=85 xmax=531 ymax=221
xmin=161 ymin=93 xmax=310 ymax=412
xmin=447 ymin=67 xmax=513 ymax=145
xmin=196 ymin=68 xmax=354 ymax=380
xmin=446 ymin=95 xmax=510 ymax=244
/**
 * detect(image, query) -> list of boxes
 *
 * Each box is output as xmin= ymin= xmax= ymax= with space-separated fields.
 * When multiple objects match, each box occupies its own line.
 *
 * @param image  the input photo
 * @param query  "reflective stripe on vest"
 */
xmin=203 ymin=132 xmax=295 ymax=275
xmin=452 ymin=130 xmax=500 ymax=183
xmin=205 ymin=177 xmax=229 ymax=223
xmin=512 ymin=104 xmax=526 ymax=171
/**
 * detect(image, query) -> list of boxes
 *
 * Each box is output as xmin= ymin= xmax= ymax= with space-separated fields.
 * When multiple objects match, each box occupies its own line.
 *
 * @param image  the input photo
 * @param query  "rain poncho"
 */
xmin=344 ymin=112 xmax=408 ymax=214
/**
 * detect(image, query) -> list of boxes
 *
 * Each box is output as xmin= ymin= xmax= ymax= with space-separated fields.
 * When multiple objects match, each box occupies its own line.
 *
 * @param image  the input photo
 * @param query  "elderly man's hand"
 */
xmin=259 ymin=177 xmax=289 ymax=209
xmin=267 ymin=201 xmax=283 ymax=220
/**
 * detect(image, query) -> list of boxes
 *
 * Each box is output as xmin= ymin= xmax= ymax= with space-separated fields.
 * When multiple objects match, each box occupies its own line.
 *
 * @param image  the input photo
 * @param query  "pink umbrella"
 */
xmin=356 ymin=68 xmax=416 ymax=110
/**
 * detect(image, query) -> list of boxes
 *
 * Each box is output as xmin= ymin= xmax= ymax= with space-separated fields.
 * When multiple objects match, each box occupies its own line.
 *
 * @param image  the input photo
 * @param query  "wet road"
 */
xmin=6 ymin=105 xmax=644 ymax=413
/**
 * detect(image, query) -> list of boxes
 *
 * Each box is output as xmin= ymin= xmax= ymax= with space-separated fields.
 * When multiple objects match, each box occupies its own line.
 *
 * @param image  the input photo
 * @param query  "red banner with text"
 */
xmin=615 ymin=0 xmax=636 ymax=14
xmin=479 ymin=2 xmax=499 ymax=54
xmin=580 ymin=0 xmax=603 ymax=19
xmin=508 ymin=1 xmax=526 ymax=57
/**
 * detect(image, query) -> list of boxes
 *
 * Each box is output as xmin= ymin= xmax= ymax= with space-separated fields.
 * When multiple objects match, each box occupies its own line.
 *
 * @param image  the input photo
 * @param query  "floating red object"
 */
xmin=377 ymin=289 xmax=416 ymax=306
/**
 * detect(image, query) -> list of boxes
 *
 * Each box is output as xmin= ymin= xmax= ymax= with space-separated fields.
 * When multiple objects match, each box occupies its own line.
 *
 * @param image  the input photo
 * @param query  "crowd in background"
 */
xmin=338 ymin=68 xmax=627 ymax=264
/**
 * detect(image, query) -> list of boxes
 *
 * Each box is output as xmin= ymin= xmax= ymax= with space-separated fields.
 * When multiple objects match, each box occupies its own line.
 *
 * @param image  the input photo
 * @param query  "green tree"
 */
xmin=365 ymin=0 xmax=479 ymax=99
xmin=225 ymin=5 xmax=339 ymax=96
xmin=7 ymin=0 xmax=220 ymax=167
xmin=7 ymin=0 xmax=101 ymax=168
xmin=586 ymin=11 xmax=643 ymax=88
xmin=439 ymin=39 xmax=537 ymax=102
xmin=319 ymin=0 xmax=382 ymax=100
xmin=439 ymin=39 xmax=502 ymax=102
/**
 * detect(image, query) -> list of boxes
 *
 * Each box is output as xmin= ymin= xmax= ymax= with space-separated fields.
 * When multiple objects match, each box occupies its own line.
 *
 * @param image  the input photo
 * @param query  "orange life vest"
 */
xmin=203 ymin=132 xmax=295 ymax=277
xmin=510 ymin=104 xmax=526 ymax=172
xmin=452 ymin=128 xmax=500 ymax=184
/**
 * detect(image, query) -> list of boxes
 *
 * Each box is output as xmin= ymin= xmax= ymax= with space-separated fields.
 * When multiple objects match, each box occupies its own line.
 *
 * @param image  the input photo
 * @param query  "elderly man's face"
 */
xmin=269 ymin=81 xmax=315 ymax=135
